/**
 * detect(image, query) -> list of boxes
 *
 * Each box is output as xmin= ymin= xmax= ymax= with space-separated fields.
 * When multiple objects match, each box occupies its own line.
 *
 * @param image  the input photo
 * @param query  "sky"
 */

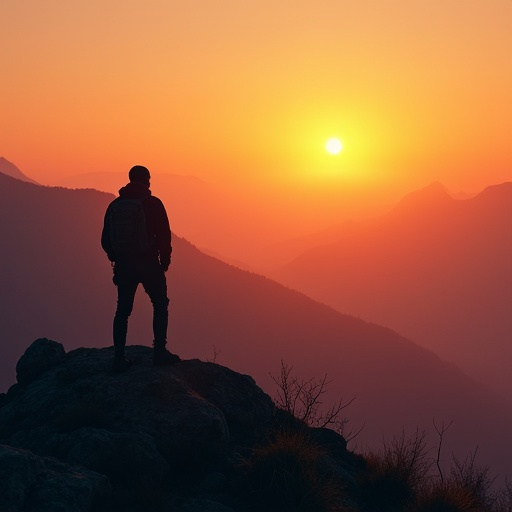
xmin=1 ymin=0 xmax=511 ymax=223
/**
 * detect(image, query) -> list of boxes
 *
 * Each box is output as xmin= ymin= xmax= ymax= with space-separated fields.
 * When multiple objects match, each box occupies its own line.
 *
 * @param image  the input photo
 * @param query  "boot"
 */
xmin=153 ymin=341 xmax=181 ymax=366
xmin=112 ymin=347 xmax=132 ymax=373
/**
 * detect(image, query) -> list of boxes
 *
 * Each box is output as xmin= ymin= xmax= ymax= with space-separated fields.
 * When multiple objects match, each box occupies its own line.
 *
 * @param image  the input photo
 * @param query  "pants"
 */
xmin=112 ymin=259 xmax=169 ymax=351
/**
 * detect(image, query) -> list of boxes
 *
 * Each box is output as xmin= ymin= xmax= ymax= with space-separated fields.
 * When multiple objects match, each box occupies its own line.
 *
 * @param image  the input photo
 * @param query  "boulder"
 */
xmin=67 ymin=428 xmax=170 ymax=487
xmin=177 ymin=498 xmax=236 ymax=512
xmin=0 ymin=444 xmax=109 ymax=512
xmin=15 ymin=338 xmax=65 ymax=386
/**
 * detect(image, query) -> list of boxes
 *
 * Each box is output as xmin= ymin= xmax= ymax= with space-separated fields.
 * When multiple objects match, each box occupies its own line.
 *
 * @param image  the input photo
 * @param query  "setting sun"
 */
xmin=325 ymin=137 xmax=343 ymax=155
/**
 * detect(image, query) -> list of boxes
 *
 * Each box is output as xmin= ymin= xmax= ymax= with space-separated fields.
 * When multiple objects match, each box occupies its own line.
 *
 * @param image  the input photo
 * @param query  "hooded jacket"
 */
xmin=101 ymin=182 xmax=171 ymax=268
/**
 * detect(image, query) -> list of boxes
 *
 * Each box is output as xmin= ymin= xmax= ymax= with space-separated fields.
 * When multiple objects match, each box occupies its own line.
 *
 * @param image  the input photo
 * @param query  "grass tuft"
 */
xmin=242 ymin=430 xmax=349 ymax=512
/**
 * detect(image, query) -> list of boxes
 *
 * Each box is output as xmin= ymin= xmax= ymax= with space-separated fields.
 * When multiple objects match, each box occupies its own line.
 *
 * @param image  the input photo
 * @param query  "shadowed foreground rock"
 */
xmin=0 ymin=444 xmax=109 ymax=512
xmin=0 ymin=339 xmax=360 ymax=512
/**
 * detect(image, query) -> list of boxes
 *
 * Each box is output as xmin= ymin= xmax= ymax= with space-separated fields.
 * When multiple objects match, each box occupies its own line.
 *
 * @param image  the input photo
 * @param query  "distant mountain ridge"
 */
xmin=259 ymin=182 xmax=471 ymax=270
xmin=0 ymin=170 xmax=511 ymax=480
xmin=390 ymin=181 xmax=453 ymax=213
xmin=273 ymin=181 xmax=512 ymax=400
xmin=0 ymin=157 xmax=39 ymax=184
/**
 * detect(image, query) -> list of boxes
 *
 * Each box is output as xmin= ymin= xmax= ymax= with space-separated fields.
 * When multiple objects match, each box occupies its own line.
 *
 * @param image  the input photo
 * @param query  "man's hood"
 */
xmin=118 ymin=182 xmax=152 ymax=199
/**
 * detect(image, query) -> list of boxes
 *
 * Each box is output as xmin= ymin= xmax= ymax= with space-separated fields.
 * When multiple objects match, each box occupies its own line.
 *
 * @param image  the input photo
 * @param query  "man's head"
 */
xmin=129 ymin=165 xmax=151 ymax=187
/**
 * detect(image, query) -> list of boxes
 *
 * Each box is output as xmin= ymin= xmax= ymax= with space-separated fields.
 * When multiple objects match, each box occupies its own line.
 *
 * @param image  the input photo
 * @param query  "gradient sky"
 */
xmin=2 ymin=1 xmax=511 ymax=216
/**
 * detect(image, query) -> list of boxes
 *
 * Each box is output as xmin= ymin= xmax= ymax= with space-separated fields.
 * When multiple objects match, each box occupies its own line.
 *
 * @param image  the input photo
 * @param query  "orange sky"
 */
xmin=1 ymin=1 xmax=511 ymax=220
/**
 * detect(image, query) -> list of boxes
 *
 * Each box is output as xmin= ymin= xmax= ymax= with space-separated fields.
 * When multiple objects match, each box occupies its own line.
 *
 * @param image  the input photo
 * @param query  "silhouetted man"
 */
xmin=101 ymin=165 xmax=180 ymax=372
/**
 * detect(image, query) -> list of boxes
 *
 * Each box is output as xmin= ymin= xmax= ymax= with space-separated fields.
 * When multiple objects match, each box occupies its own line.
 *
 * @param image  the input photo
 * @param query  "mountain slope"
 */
xmin=273 ymin=182 xmax=512 ymax=400
xmin=0 ymin=157 xmax=39 ymax=184
xmin=0 ymin=172 xmax=510 ymax=480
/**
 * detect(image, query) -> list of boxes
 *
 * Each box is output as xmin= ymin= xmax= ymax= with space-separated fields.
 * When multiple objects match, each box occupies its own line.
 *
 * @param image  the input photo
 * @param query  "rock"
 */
xmin=15 ymin=338 xmax=65 ymax=386
xmin=199 ymin=471 xmax=228 ymax=493
xmin=0 ymin=444 xmax=109 ymax=512
xmin=172 ymin=361 xmax=275 ymax=445
xmin=6 ymin=383 xmax=21 ymax=400
xmin=0 ymin=340 xmax=365 ymax=511
xmin=1 ymin=342 xmax=275 ymax=477
xmin=310 ymin=427 xmax=348 ymax=452
xmin=67 ymin=428 xmax=170 ymax=487
xmin=0 ymin=444 xmax=37 ymax=512
xmin=8 ymin=426 xmax=70 ymax=460
xmin=177 ymin=498 xmax=236 ymax=512
xmin=310 ymin=427 xmax=363 ymax=495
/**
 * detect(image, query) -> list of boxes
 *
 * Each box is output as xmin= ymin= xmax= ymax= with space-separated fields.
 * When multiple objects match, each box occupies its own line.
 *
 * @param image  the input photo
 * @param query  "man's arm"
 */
xmin=101 ymin=206 xmax=115 ymax=261
xmin=153 ymin=199 xmax=172 ymax=271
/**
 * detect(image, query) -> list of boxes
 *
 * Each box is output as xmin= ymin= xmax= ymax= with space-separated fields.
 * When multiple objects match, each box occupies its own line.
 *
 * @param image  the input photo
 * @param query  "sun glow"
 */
xmin=326 ymin=137 xmax=343 ymax=155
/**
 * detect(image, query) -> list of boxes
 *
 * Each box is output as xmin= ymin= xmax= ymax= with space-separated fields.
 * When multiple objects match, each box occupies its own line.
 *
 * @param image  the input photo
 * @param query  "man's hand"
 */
xmin=160 ymin=256 xmax=170 ymax=272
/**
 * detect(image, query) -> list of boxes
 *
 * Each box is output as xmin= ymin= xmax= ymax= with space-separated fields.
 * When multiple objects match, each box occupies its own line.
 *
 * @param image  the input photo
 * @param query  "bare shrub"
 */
xmin=493 ymin=479 xmax=512 ymax=512
xmin=205 ymin=345 xmax=221 ymax=363
xmin=413 ymin=481 xmax=484 ymax=512
xmin=433 ymin=418 xmax=453 ymax=483
xmin=270 ymin=360 xmax=359 ymax=439
xmin=380 ymin=429 xmax=433 ymax=490
xmin=448 ymin=450 xmax=494 ymax=509
xmin=411 ymin=448 xmax=497 ymax=512
xmin=359 ymin=429 xmax=432 ymax=510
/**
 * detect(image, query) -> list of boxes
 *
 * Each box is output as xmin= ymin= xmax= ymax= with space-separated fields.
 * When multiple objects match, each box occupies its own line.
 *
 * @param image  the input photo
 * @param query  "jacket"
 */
xmin=101 ymin=182 xmax=172 ymax=268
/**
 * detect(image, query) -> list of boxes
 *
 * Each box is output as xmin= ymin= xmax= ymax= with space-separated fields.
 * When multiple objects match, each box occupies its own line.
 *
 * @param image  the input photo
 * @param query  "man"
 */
xmin=101 ymin=165 xmax=180 ymax=372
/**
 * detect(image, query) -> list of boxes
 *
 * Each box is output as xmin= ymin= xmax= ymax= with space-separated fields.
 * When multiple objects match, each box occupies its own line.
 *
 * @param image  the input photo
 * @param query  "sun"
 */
xmin=325 ymin=137 xmax=343 ymax=155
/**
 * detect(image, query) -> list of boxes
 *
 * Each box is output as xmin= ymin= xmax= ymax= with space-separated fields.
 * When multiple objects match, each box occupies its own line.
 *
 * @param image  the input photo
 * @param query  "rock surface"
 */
xmin=1 ymin=340 xmax=275 ymax=463
xmin=0 ymin=339 xmax=359 ymax=512
xmin=15 ymin=337 xmax=66 ymax=386
xmin=0 ymin=444 xmax=109 ymax=512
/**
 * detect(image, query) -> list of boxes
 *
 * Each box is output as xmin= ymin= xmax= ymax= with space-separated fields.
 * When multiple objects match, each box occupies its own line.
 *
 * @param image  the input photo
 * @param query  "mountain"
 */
xmin=0 ymin=171 xmax=511 ymax=481
xmin=260 ymin=183 xmax=458 ymax=271
xmin=273 ymin=182 xmax=512 ymax=401
xmin=0 ymin=157 xmax=39 ymax=184
xmin=260 ymin=183 xmax=469 ymax=270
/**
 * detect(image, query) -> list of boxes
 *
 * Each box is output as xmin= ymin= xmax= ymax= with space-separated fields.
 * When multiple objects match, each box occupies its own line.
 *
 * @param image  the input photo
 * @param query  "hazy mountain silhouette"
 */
xmin=0 ymin=171 xmax=511 ymax=480
xmin=263 ymin=183 xmax=462 ymax=269
xmin=0 ymin=157 xmax=39 ymax=184
xmin=273 ymin=182 xmax=512 ymax=400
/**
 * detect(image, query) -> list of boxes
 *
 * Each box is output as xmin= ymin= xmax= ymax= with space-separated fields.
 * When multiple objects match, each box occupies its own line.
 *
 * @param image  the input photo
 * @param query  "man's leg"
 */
xmin=113 ymin=272 xmax=138 ymax=370
xmin=142 ymin=265 xmax=180 ymax=365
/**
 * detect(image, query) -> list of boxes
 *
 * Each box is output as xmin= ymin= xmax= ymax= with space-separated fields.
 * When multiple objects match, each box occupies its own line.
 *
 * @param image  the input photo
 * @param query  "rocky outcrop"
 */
xmin=0 ymin=339 xmax=358 ymax=512
xmin=1 ymin=339 xmax=275 ymax=458
xmin=0 ymin=444 xmax=109 ymax=512
xmin=15 ymin=338 xmax=66 ymax=386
